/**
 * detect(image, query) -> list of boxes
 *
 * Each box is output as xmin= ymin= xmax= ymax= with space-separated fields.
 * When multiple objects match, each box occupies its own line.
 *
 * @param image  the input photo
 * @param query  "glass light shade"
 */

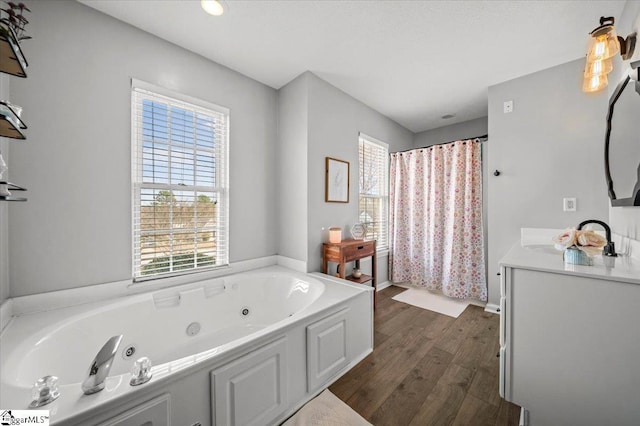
xmin=201 ymin=0 xmax=224 ymax=16
xmin=584 ymin=58 xmax=613 ymax=77
xmin=587 ymin=28 xmax=620 ymax=61
xmin=582 ymin=73 xmax=608 ymax=93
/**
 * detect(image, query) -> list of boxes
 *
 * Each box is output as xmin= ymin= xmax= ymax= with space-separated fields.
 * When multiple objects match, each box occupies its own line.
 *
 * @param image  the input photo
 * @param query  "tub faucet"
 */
xmin=82 ymin=335 xmax=123 ymax=395
xmin=577 ymin=220 xmax=617 ymax=257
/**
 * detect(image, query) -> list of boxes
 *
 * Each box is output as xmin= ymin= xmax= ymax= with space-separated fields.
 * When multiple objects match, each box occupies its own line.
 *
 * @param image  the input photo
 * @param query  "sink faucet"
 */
xmin=577 ymin=220 xmax=617 ymax=257
xmin=82 ymin=335 xmax=123 ymax=395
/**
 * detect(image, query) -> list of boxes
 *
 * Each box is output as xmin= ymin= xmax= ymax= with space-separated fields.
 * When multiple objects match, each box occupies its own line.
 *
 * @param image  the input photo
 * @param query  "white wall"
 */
xmin=0 ymin=74 xmax=9 ymax=304
xmin=5 ymin=2 xmax=412 ymax=298
xmin=305 ymin=73 xmax=414 ymax=282
xmin=276 ymin=72 xmax=413 ymax=282
xmin=609 ymin=0 xmax=640 ymax=240
xmin=277 ymin=73 xmax=309 ymax=262
xmin=487 ymin=59 xmax=610 ymax=306
xmin=8 ymin=1 xmax=278 ymax=297
xmin=413 ymin=117 xmax=488 ymax=148
xmin=6 ymin=1 xmax=629 ymax=305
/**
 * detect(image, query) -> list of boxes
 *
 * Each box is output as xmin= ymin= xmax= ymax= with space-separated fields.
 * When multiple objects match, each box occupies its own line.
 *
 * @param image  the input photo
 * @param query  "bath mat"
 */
xmin=392 ymin=288 xmax=469 ymax=318
xmin=282 ymin=389 xmax=372 ymax=426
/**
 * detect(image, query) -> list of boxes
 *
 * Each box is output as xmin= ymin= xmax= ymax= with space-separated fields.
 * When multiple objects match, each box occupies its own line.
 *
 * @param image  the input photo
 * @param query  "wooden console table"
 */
xmin=322 ymin=239 xmax=377 ymax=308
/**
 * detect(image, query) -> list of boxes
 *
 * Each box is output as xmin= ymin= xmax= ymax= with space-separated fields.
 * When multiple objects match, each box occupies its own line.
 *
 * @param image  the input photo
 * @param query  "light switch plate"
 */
xmin=563 ymin=198 xmax=576 ymax=212
xmin=504 ymin=100 xmax=513 ymax=113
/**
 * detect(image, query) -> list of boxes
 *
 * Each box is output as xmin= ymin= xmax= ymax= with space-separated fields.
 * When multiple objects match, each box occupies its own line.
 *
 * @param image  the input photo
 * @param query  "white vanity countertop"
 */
xmin=500 ymin=241 xmax=640 ymax=285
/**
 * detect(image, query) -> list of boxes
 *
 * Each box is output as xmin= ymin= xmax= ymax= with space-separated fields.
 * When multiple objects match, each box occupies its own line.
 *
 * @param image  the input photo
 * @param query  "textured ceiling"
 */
xmin=79 ymin=0 xmax=626 ymax=133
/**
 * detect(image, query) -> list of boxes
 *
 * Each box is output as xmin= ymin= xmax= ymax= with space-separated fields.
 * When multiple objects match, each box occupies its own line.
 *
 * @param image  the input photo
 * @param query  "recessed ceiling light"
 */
xmin=441 ymin=114 xmax=455 ymax=119
xmin=201 ymin=0 xmax=224 ymax=16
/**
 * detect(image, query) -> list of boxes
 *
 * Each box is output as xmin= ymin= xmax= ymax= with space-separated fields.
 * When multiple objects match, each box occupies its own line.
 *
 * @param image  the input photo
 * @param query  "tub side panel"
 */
xmin=345 ymin=290 xmax=374 ymax=367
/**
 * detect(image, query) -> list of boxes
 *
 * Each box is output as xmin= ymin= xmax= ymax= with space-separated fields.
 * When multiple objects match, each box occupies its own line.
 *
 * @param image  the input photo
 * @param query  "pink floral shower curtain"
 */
xmin=389 ymin=139 xmax=487 ymax=301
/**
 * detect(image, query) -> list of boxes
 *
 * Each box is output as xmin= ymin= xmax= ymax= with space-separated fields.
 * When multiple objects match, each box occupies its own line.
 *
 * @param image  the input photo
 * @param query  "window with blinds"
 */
xmin=131 ymin=80 xmax=229 ymax=280
xmin=359 ymin=133 xmax=389 ymax=251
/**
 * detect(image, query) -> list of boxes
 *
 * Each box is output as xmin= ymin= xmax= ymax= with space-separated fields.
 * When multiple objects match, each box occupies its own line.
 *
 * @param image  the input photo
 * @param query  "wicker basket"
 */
xmin=564 ymin=247 xmax=593 ymax=266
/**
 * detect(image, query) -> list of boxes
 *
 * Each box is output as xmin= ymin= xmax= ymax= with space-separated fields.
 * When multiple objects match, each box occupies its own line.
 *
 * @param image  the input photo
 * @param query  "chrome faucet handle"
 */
xmin=82 ymin=335 xmax=123 ymax=395
xmin=130 ymin=357 xmax=153 ymax=386
xmin=30 ymin=375 xmax=60 ymax=408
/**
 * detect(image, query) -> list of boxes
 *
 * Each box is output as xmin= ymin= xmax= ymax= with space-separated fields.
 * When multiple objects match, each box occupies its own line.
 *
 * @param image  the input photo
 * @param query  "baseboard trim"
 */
xmin=485 ymin=303 xmax=500 ymax=314
xmin=376 ymin=281 xmax=392 ymax=292
xmin=519 ymin=408 xmax=528 ymax=426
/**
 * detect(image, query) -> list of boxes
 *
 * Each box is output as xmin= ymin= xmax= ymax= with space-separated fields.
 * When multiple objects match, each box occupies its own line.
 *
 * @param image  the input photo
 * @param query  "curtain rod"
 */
xmin=391 ymin=134 xmax=488 ymax=154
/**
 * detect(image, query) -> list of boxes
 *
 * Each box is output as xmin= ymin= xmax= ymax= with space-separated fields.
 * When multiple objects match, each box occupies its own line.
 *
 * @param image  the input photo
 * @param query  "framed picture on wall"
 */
xmin=325 ymin=157 xmax=349 ymax=203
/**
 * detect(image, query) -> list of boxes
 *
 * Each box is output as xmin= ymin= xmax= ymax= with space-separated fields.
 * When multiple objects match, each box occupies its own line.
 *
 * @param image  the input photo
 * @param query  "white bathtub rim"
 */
xmin=0 ymin=266 xmax=326 ymax=382
xmin=68 ymin=297 xmax=368 ymax=426
xmin=2 ymin=255 xmax=311 ymax=322
xmin=0 ymin=298 xmax=13 ymax=335
xmin=2 ymin=269 xmax=329 ymax=390
xmin=1 ymin=267 xmax=324 ymax=347
xmin=275 ymin=255 xmax=307 ymax=273
xmin=0 ymin=270 xmax=368 ymax=377
xmin=1 ymin=274 xmax=370 ymax=425
xmin=2 ymin=286 xmax=367 ymax=407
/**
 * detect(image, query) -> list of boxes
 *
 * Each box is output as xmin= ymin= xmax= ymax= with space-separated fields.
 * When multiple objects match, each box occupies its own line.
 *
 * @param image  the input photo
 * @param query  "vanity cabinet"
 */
xmin=499 ymin=264 xmax=640 ymax=426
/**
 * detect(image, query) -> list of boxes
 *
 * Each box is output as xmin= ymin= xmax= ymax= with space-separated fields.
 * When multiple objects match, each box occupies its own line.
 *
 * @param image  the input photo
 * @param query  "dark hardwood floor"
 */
xmin=329 ymin=286 xmax=521 ymax=426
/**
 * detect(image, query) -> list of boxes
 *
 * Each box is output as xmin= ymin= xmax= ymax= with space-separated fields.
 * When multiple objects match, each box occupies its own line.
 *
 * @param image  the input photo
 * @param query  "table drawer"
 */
xmin=343 ymin=242 xmax=374 ymax=261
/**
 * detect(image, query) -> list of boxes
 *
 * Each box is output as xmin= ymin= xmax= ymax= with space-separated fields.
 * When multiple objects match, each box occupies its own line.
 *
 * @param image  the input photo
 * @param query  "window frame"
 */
xmin=358 ymin=132 xmax=390 ymax=252
xmin=131 ymin=79 xmax=230 ymax=282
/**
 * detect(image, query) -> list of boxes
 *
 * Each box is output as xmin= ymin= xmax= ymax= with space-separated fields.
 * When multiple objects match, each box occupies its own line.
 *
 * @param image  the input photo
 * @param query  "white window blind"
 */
xmin=132 ymin=80 xmax=229 ymax=280
xmin=359 ymin=133 xmax=389 ymax=251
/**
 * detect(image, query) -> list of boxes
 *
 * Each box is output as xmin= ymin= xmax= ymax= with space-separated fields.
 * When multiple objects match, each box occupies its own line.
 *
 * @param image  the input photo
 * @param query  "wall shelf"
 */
xmin=0 ymin=28 xmax=28 ymax=78
xmin=0 ymin=108 xmax=27 ymax=139
xmin=0 ymin=181 xmax=27 ymax=201
xmin=0 ymin=26 xmax=30 ymax=201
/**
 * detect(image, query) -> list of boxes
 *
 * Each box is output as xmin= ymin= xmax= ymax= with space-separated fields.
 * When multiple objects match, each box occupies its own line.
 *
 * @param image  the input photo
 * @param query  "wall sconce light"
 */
xmin=583 ymin=16 xmax=637 ymax=93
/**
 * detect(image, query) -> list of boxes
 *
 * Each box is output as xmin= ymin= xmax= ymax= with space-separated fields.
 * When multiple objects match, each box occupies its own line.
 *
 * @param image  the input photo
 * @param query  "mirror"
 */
xmin=605 ymin=67 xmax=640 ymax=206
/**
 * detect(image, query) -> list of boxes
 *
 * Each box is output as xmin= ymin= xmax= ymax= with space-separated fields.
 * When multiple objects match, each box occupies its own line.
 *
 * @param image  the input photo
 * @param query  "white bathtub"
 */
xmin=0 ymin=266 xmax=374 ymax=425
